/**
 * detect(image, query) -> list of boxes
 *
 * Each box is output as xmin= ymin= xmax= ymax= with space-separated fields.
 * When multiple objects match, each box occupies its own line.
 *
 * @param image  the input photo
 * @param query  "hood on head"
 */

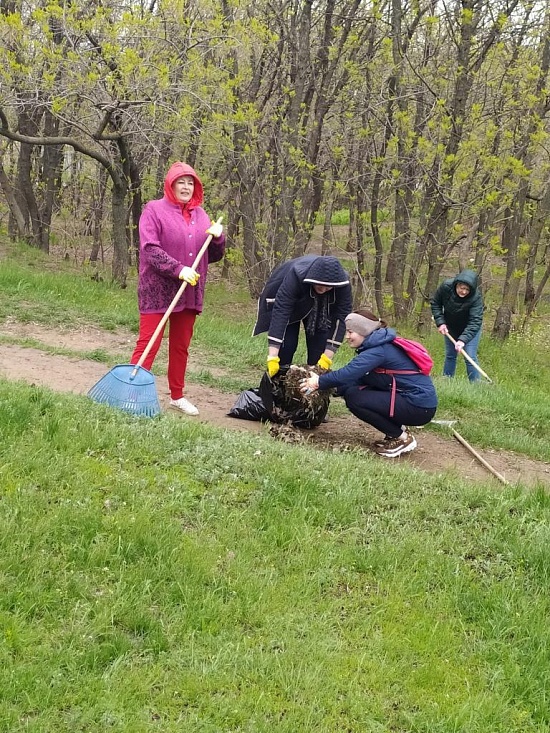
xmin=454 ymin=269 xmax=478 ymax=293
xmin=303 ymin=256 xmax=349 ymax=287
xmin=359 ymin=327 xmax=396 ymax=349
xmin=164 ymin=161 xmax=204 ymax=208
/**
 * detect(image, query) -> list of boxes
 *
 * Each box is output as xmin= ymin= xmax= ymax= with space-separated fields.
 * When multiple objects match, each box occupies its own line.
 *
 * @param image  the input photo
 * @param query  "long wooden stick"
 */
xmin=444 ymin=331 xmax=493 ymax=383
xmin=451 ymin=428 xmax=509 ymax=485
xmin=131 ymin=216 xmax=223 ymax=377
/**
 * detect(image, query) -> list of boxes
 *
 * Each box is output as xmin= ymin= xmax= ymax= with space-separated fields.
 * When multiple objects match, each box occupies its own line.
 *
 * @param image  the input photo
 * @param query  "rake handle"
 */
xmin=444 ymin=331 xmax=493 ymax=383
xmin=451 ymin=428 xmax=509 ymax=485
xmin=131 ymin=216 xmax=223 ymax=376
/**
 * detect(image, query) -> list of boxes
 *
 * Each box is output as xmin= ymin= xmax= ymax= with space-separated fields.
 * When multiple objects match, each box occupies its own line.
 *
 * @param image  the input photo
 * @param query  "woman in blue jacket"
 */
xmin=300 ymin=310 xmax=438 ymax=458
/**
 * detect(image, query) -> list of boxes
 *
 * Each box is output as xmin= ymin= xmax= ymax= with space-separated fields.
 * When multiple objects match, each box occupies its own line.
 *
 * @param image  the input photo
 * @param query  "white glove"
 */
xmin=455 ymin=340 xmax=465 ymax=351
xmin=179 ymin=266 xmax=200 ymax=286
xmin=300 ymin=373 xmax=320 ymax=395
xmin=206 ymin=221 xmax=223 ymax=238
xmin=438 ymin=324 xmax=448 ymax=335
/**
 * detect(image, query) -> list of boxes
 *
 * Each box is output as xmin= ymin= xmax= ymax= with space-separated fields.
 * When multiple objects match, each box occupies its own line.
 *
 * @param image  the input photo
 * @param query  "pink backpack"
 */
xmin=391 ymin=337 xmax=434 ymax=375
xmin=374 ymin=337 xmax=434 ymax=416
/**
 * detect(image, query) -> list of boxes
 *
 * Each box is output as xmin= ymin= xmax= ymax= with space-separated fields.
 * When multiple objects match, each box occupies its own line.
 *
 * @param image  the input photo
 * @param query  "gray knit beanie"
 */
xmin=345 ymin=313 xmax=381 ymax=338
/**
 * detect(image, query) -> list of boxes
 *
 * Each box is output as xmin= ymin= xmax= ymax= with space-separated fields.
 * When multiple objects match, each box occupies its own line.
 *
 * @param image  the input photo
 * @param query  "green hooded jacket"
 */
xmin=430 ymin=269 xmax=484 ymax=343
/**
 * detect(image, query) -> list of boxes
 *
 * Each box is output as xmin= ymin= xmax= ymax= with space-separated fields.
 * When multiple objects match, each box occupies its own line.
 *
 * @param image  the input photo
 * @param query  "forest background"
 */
xmin=1 ymin=0 xmax=550 ymax=337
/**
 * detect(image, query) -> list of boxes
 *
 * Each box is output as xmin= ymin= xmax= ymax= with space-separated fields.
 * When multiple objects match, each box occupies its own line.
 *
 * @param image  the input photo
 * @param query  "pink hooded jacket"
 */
xmin=137 ymin=162 xmax=225 ymax=314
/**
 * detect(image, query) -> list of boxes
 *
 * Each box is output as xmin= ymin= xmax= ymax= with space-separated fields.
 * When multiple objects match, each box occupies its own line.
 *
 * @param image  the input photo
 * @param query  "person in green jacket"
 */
xmin=430 ymin=269 xmax=484 ymax=382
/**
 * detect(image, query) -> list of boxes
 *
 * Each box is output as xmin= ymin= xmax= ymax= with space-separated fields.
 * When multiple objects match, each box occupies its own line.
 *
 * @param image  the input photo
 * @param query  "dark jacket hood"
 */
xmin=302 ymin=256 xmax=350 ymax=288
xmin=454 ymin=269 xmax=478 ymax=294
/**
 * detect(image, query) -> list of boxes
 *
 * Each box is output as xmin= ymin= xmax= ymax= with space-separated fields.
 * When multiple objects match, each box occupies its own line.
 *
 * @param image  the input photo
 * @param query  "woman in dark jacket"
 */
xmin=430 ymin=269 xmax=483 ymax=382
xmin=300 ymin=310 xmax=438 ymax=458
xmin=253 ymin=255 xmax=353 ymax=377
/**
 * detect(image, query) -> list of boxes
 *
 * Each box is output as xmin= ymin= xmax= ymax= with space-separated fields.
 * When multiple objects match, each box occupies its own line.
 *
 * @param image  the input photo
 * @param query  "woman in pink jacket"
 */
xmin=130 ymin=162 xmax=225 ymax=415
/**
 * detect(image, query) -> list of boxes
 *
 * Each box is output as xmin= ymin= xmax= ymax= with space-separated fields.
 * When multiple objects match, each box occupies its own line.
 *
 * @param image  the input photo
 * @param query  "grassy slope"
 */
xmin=1 ymin=240 xmax=550 ymax=731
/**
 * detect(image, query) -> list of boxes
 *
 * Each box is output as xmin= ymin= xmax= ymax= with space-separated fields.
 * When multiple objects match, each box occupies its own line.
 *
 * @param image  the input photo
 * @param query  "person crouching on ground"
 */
xmin=299 ymin=310 xmax=438 ymax=458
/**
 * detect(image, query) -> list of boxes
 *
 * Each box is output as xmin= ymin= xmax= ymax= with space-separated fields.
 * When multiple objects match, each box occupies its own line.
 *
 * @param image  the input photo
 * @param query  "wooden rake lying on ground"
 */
xmin=432 ymin=420 xmax=508 ymax=485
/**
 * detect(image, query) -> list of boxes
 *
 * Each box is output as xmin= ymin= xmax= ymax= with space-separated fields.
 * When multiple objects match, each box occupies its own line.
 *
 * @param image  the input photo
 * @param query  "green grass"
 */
xmin=0 ymin=255 xmax=136 ymax=331
xmin=2 ymin=236 xmax=550 ymax=730
xmin=315 ymin=208 xmax=351 ymax=226
xmin=1 ymin=382 xmax=550 ymax=731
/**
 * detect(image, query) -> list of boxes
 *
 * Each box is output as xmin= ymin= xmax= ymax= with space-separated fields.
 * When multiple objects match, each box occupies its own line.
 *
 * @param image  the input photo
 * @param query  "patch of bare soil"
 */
xmin=1 ymin=322 xmax=549 ymax=488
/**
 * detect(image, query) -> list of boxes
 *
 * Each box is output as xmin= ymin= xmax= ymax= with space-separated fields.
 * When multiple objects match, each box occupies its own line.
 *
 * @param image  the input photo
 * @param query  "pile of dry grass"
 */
xmin=268 ymin=422 xmax=310 ymax=443
xmin=265 ymin=364 xmax=331 ymax=429
xmin=284 ymin=364 xmax=331 ymax=411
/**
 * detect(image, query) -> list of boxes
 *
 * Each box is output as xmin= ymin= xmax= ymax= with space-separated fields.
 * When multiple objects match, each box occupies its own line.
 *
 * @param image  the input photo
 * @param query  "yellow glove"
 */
xmin=206 ymin=221 xmax=223 ymax=238
xmin=266 ymin=356 xmax=280 ymax=378
xmin=179 ymin=266 xmax=200 ymax=286
xmin=317 ymin=354 xmax=332 ymax=370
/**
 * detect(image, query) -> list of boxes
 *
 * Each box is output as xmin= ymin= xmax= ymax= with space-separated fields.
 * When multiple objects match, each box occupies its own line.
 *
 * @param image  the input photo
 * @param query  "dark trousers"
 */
xmin=341 ymin=385 xmax=437 ymax=438
xmin=278 ymin=322 xmax=329 ymax=366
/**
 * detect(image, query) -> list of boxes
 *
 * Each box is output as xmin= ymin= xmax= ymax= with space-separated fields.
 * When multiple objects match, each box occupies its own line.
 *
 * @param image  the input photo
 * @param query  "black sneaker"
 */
xmin=377 ymin=432 xmax=417 ymax=458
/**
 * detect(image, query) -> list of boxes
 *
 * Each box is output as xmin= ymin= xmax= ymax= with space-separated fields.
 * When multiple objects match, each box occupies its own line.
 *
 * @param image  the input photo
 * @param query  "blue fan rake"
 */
xmin=88 ymin=217 xmax=222 ymax=418
xmin=88 ymin=363 xmax=161 ymax=417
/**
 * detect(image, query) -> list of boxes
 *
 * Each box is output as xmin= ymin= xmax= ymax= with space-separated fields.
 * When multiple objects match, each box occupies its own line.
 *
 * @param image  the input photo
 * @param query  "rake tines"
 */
xmin=88 ymin=364 xmax=161 ymax=418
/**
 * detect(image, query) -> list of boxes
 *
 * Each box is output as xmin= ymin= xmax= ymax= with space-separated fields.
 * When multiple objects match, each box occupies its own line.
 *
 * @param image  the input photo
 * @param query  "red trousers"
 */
xmin=130 ymin=310 xmax=196 ymax=400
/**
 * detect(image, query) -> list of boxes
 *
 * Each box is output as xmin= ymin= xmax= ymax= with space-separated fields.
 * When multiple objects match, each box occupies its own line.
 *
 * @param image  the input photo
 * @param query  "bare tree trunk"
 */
xmin=0 ymin=154 xmax=28 ymax=239
xmin=493 ymin=10 xmax=550 ymax=338
xmin=127 ymin=156 xmax=142 ymax=268
xmin=370 ymin=167 xmax=386 ymax=316
xmin=90 ymin=164 xmax=107 ymax=264
xmin=406 ymin=202 xmax=430 ymax=315
xmin=321 ymin=198 xmax=334 ymax=255
xmin=493 ymin=203 xmax=524 ymax=338
xmin=242 ymin=193 xmax=267 ymax=298
xmin=524 ymin=183 xmax=550 ymax=307
xmin=523 ymin=245 xmax=550 ymax=324
xmin=38 ymin=110 xmax=64 ymax=254
xmin=16 ymin=108 xmax=45 ymax=248
xmin=111 ymin=177 xmax=129 ymax=287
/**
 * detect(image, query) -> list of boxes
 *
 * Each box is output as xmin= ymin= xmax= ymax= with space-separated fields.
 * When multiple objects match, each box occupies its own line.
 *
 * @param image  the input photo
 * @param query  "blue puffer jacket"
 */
xmin=318 ymin=328 xmax=438 ymax=409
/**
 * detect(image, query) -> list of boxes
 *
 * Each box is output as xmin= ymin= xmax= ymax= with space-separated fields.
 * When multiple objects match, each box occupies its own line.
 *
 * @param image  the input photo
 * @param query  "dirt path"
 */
xmin=1 ymin=321 xmax=549 ymax=488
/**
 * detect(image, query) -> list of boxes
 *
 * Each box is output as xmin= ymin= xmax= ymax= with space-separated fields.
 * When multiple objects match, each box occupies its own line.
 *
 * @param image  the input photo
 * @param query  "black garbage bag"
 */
xmin=228 ymin=365 xmax=330 ymax=429
xmin=227 ymin=388 xmax=271 ymax=422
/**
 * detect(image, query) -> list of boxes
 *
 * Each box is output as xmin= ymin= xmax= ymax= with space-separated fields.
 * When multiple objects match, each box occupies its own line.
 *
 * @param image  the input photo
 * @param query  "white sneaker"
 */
xmin=169 ymin=397 xmax=199 ymax=416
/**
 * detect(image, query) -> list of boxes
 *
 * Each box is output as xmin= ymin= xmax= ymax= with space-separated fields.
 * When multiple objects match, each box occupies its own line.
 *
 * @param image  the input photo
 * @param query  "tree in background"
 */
xmin=0 ymin=0 xmax=549 ymax=335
